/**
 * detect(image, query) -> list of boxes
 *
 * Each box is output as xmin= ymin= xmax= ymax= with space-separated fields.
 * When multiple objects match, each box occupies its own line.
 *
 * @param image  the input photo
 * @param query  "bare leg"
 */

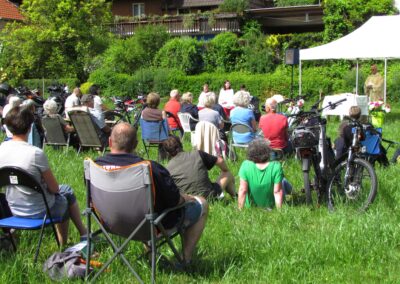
xmin=55 ymin=220 xmax=69 ymax=246
xmin=216 ymin=172 xmax=236 ymax=197
xmin=182 ymin=197 xmax=208 ymax=262
xmin=69 ymin=202 xmax=87 ymax=236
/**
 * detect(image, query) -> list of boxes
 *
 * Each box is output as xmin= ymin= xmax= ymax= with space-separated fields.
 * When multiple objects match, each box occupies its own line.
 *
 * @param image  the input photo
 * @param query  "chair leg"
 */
xmin=34 ymin=220 xmax=47 ymax=263
xmin=143 ymin=140 xmax=149 ymax=158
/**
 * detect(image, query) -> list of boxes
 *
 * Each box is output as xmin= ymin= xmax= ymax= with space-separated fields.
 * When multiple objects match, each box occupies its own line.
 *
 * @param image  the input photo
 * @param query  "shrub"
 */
xmin=274 ymin=0 xmax=317 ymax=7
xmin=219 ymin=0 xmax=249 ymax=13
xmin=154 ymin=37 xmax=203 ymax=75
xmin=203 ymin=32 xmax=241 ymax=73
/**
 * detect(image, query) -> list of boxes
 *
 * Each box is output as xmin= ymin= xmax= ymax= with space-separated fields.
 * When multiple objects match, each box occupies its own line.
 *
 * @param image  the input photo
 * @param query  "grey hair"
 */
xmin=181 ymin=92 xmax=193 ymax=104
xmin=43 ymin=99 xmax=58 ymax=115
xmin=247 ymin=139 xmax=271 ymax=163
xmin=265 ymin=98 xmax=277 ymax=112
xmin=200 ymin=92 xmax=216 ymax=108
xmin=233 ymin=91 xmax=251 ymax=107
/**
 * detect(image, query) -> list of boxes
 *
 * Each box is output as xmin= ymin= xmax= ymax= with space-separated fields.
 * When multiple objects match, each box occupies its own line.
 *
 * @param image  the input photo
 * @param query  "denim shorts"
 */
xmin=28 ymin=184 xmax=76 ymax=220
xmin=182 ymin=197 xmax=204 ymax=229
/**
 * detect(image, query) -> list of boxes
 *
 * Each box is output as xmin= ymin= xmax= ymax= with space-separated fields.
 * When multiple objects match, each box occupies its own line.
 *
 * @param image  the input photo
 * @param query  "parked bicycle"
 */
xmin=328 ymin=118 xmax=378 ymax=211
xmin=290 ymin=97 xmax=346 ymax=206
xmin=103 ymin=96 xmax=146 ymax=128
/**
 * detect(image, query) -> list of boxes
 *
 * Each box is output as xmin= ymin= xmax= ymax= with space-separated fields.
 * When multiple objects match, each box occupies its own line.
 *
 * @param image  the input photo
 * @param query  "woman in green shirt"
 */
xmin=238 ymin=139 xmax=284 ymax=210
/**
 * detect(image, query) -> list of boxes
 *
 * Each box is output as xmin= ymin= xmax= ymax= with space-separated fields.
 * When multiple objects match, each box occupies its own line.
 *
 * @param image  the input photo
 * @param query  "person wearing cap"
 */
xmin=164 ymin=89 xmax=182 ymax=131
xmin=80 ymin=94 xmax=111 ymax=143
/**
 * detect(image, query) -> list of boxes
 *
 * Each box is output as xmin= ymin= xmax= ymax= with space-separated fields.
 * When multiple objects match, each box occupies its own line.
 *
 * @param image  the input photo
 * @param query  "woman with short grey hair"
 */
xmin=230 ymin=91 xmax=257 ymax=144
xmin=198 ymin=92 xmax=224 ymax=130
xmin=180 ymin=92 xmax=199 ymax=130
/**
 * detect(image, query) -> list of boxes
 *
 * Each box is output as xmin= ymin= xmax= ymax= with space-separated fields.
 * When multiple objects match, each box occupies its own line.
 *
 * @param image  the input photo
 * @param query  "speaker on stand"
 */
xmin=285 ymin=49 xmax=299 ymax=98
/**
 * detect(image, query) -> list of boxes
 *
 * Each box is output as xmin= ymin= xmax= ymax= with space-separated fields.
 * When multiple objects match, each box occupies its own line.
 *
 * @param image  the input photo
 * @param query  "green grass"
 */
xmin=1 ymin=107 xmax=400 ymax=283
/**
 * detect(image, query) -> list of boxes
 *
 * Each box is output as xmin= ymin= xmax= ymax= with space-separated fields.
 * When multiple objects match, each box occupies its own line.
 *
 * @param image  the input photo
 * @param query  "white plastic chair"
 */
xmin=177 ymin=112 xmax=198 ymax=144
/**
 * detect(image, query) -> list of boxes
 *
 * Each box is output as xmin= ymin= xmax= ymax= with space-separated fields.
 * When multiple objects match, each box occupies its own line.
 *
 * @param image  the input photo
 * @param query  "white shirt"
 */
xmin=64 ymin=93 xmax=80 ymax=109
xmin=93 ymin=95 xmax=103 ymax=112
xmin=218 ymin=88 xmax=235 ymax=108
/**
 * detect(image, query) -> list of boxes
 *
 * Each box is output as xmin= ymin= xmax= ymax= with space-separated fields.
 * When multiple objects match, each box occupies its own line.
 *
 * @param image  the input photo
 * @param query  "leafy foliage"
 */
xmin=219 ymin=0 xmax=249 ymax=13
xmin=274 ymin=0 xmax=317 ymax=6
xmin=323 ymin=0 xmax=397 ymax=42
xmin=0 ymin=0 xmax=112 ymax=83
xmin=203 ymin=32 xmax=242 ymax=73
xmin=154 ymin=37 xmax=203 ymax=75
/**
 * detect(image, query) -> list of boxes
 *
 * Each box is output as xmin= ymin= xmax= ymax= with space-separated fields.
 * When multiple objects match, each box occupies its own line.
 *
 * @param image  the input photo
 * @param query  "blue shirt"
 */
xmin=230 ymin=107 xmax=255 ymax=143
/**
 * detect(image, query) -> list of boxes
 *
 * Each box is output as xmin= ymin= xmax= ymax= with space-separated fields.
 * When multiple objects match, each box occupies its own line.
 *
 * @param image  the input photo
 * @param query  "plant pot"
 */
xmin=370 ymin=111 xmax=385 ymax=128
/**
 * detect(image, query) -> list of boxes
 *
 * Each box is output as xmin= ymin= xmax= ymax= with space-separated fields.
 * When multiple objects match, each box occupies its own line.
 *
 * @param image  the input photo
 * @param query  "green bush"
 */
xmin=274 ymin=0 xmax=317 ymax=7
xmin=154 ymin=37 xmax=203 ymax=75
xmin=203 ymin=32 xmax=242 ymax=73
xmin=219 ymin=0 xmax=249 ymax=13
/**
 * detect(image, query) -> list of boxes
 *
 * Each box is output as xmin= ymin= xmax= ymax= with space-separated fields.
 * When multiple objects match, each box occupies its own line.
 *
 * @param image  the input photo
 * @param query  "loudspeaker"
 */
xmin=285 ymin=49 xmax=299 ymax=65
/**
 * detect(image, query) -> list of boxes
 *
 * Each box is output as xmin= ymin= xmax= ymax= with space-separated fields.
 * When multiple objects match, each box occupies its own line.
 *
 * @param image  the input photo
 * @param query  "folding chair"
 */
xmin=228 ymin=123 xmax=253 ymax=161
xmin=165 ymin=111 xmax=183 ymax=138
xmin=139 ymin=119 xmax=169 ymax=161
xmin=83 ymin=159 xmax=185 ymax=283
xmin=68 ymin=109 xmax=107 ymax=155
xmin=41 ymin=116 xmax=70 ymax=151
xmin=177 ymin=112 xmax=198 ymax=143
xmin=0 ymin=167 xmax=62 ymax=263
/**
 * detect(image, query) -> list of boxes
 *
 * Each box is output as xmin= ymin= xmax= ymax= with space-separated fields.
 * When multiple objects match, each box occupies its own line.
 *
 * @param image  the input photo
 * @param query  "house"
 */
xmin=0 ymin=0 xmax=23 ymax=31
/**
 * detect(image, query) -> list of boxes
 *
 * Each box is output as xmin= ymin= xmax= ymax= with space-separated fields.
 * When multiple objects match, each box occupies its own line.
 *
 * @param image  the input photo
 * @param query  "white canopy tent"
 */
xmin=299 ymin=15 xmax=400 ymax=102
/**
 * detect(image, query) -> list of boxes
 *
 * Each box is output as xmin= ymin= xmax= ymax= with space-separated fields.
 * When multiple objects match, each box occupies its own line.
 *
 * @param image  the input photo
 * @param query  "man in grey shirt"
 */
xmin=0 ymin=106 xmax=86 ymax=245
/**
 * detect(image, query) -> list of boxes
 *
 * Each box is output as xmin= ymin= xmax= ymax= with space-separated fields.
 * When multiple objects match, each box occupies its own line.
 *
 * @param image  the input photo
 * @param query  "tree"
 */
xmin=323 ymin=0 xmax=396 ymax=42
xmin=0 ymin=0 xmax=112 ymax=83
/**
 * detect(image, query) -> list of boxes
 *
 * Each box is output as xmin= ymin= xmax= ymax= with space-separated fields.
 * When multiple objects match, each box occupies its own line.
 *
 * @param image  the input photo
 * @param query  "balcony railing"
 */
xmin=107 ymin=14 xmax=241 ymax=37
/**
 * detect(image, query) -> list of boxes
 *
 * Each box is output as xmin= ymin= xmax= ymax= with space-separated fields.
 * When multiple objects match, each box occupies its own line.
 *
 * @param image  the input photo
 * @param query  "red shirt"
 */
xmin=164 ymin=98 xmax=181 ymax=129
xmin=259 ymin=113 xmax=288 ymax=149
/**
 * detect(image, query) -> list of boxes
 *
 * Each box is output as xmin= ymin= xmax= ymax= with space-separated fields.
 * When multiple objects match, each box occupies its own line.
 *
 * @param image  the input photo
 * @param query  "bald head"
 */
xmin=265 ymin=98 xmax=277 ymax=113
xmin=109 ymin=122 xmax=138 ymax=153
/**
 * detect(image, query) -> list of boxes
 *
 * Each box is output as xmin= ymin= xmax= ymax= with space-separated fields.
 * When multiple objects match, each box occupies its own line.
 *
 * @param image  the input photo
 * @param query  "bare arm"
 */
xmin=64 ymin=124 xmax=74 ymax=133
xmin=162 ymin=110 xmax=167 ymax=119
xmin=215 ymin=156 xmax=229 ymax=172
xmin=238 ymin=179 xmax=248 ymax=210
xmin=42 ymin=169 xmax=59 ymax=194
xmin=274 ymin=183 xmax=283 ymax=209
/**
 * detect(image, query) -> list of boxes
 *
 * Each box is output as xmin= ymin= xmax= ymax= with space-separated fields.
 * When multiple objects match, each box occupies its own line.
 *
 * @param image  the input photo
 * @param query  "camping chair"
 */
xmin=41 ymin=116 xmax=70 ymax=151
xmin=177 ymin=112 xmax=198 ymax=144
xmin=0 ymin=167 xmax=62 ymax=263
xmin=228 ymin=123 xmax=253 ymax=161
xmin=68 ymin=109 xmax=107 ymax=155
xmin=361 ymin=127 xmax=389 ymax=166
xmin=165 ymin=111 xmax=183 ymax=138
xmin=83 ymin=159 xmax=185 ymax=283
xmin=139 ymin=119 xmax=169 ymax=161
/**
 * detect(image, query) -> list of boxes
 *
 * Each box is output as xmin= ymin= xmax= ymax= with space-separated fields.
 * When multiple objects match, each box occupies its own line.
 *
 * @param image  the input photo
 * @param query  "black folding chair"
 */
xmin=41 ymin=116 xmax=70 ymax=151
xmin=0 ymin=167 xmax=62 ymax=263
xmin=83 ymin=159 xmax=185 ymax=283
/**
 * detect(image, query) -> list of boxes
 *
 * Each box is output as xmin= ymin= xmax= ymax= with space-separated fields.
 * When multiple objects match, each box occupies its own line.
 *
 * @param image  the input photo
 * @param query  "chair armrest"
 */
xmin=153 ymin=202 xmax=186 ymax=226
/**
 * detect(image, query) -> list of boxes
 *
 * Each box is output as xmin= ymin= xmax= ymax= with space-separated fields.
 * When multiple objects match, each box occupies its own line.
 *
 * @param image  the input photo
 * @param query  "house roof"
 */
xmin=0 ymin=0 xmax=24 ymax=21
xmin=180 ymin=0 xmax=224 ymax=8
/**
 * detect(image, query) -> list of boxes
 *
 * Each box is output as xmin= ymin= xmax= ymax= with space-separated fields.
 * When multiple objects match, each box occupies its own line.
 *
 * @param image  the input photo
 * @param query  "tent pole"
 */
xmin=356 ymin=60 xmax=359 ymax=96
xmin=299 ymin=60 xmax=302 ymax=96
xmin=384 ymin=58 xmax=387 ymax=104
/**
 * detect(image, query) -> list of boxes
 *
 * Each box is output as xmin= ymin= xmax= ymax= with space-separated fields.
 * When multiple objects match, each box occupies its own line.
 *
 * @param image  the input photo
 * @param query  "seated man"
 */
xmin=164 ymin=89 xmax=182 ymax=132
xmin=95 ymin=123 xmax=208 ymax=267
xmin=259 ymin=98 xmax=291 ymax=154
xmin=163 ymin=135 xmax=236 ymax=200
xmin=0 ymin=106 xmax=87 ymax=245
xmin=79 ymin=94 xmax=111 ymax=145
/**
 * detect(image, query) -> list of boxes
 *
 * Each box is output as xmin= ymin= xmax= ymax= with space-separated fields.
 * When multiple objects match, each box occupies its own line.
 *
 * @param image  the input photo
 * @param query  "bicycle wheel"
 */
xmin=328 ymin=158 xmax=377 ymax=211
xmin=103 ymin=111 xmax=126 ymax=127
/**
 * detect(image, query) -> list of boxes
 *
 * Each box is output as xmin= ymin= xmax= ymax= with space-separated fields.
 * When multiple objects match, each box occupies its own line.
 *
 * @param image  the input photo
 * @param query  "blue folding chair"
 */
xmin=139 ymin=119 xmax=169 ymax=161
xmin=361 ymin=127 xmax=382 ymax=155
xmin=0 ymin=167 xmax=63 ymax=263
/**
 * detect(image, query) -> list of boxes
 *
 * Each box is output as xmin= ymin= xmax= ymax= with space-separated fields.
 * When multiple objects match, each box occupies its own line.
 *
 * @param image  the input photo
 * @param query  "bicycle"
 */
xmin=103 ymin=96 xmax=146 ymax=128
xmin=290 ymin=97 xmax=346 ymax=206
xmin=327 ymin=118 xmax=378 ymax=211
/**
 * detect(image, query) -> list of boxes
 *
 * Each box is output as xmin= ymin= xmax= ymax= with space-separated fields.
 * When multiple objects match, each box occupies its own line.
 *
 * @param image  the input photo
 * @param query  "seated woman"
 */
xmin=141 ymin=92 xmax=166 ymax=121
xmin=180 ymin=92 xmax=198 ymax=131
xmin=0 ymin=106 xmax=87 ymax=245
xmin=43 ymin=99 xmax=75 ymax=133
xmin=238 ymin=139 xmax=291 ymax=210
xmin=230 ymin=90 xmax=257 ymax=144
xmin=218 ymin=80 xmax=235 ymax=118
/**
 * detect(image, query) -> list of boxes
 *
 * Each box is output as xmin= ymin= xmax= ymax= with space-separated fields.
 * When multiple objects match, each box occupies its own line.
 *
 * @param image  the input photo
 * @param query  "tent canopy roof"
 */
xmin=300 ymin=15 xmax=400 ymax=61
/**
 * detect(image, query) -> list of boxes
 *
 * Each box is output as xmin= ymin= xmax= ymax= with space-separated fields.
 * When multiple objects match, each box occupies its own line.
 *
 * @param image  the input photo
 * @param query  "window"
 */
xmin=132 ymin=3 xmax=145 ymax=17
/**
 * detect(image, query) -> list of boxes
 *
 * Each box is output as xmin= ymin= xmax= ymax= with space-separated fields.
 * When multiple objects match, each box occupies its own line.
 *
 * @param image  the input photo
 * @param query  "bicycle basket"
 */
xmin=292 ymin=127 xmax=319 ymax=149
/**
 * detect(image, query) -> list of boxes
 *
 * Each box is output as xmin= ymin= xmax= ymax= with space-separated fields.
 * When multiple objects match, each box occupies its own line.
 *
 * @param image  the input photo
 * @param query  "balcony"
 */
xmin=107 ymin=13 xmax=241 ymax=37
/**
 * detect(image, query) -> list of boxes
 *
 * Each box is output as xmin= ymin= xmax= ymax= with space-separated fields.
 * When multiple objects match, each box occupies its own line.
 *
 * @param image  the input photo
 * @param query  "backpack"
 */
xmin=43 ymin=251 xmax=90 ymax=281
xmin=215 ymin=139 xmax=228 ymax=160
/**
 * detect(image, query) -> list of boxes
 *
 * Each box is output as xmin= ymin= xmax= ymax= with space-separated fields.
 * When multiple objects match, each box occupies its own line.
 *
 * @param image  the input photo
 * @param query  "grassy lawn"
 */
xmin=1 ymin=105 xmax=400 ymax=283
